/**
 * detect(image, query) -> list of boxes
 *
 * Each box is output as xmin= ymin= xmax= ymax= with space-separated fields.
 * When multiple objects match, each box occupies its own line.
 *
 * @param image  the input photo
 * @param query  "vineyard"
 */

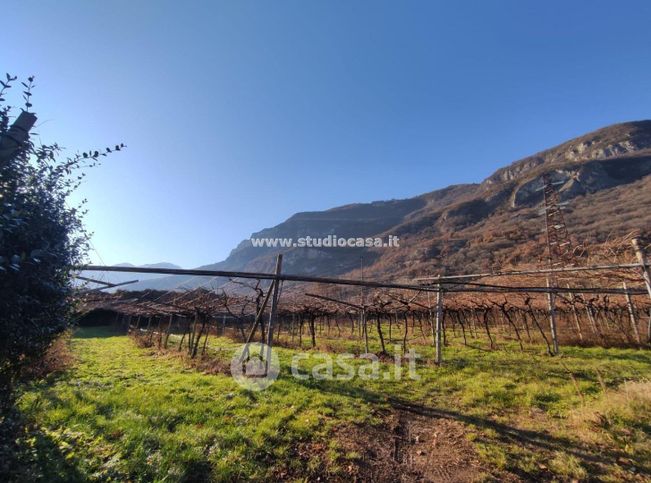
xmin=3 ymin=216 xmax=645 ymax=481
xmin=6 ymin=4 xmax=651 ymax=480
xmin=80 ymin=235 xmax=651 ymax=362
xmin=18 ymin=233 xmax=646 ymax=480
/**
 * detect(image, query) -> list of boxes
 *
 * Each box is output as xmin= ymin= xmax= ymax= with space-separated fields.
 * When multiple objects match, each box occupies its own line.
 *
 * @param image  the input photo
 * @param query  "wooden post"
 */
xmin=375 ymin=314 xmax=386 ymax=353
xmin=402 ymin=312 xmax=408 ymax=354
xmin=156 ymin=317 xmax=163 ymax=348
xmin=584 ymin=303 xmax=599 ymax=338
xmin=188 ymin=312 xmax=198 ymax=354
xmin=164 ymin=314 xmax=174 ymax=348
xmin=201 ymin=318 xmax=211 ymax=355
xmin=147 ymin=317 xmax=155 ymax=344
xmin=623 ymin=282 xmax=641 ymax=345
xmin=265 ymin=254 xmax=283 ymax=373
xmin=567 ymin=285 xmax=583 ymax=342
xmin=178 ymin=317 xmax=188 ymax=351
xmin=428 ymin=290 xmax=435 ymax=347
xmin=435 ymin=283 xmax=443 ymax=364
xmin=239 ymin=282 xmax=275 ymax=361
xmin=546 ymin=277 xmax=559 ymax=355
xmin=191 ymin=312 xmax=207 ymax=358
xmin=361 ymin=308 xmax=369 ymax=353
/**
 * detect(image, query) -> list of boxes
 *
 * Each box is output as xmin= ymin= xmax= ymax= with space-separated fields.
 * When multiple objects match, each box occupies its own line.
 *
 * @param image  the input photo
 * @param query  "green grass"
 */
xmin=13 ymin=326 xmax=651 ymax=481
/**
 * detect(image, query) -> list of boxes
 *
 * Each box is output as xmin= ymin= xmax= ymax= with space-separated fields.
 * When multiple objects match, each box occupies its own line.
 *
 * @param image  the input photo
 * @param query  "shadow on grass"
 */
xmin=72 ymin=325 xmax=124 ymax=339
xmin=388 ymin=397 xmax=649 ymax=480
xmin=562 ymin=349 xmax=651 ymax=365
xmin=295 ymin=376 xmax=650 ymax=480
xmin=0 ymin=408 xmax=87 ymax=483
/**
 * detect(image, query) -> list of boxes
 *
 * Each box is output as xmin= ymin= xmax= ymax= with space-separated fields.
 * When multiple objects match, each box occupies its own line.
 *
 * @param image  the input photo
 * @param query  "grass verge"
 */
xmin=8 ymin=326 xmax=651 ymax=481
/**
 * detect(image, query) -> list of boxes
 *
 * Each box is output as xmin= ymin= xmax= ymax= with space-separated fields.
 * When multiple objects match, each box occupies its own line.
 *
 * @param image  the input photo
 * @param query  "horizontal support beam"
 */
xmin=444 ymin=287 xmax=648 ymax=296
xmin=78 ymin=279 xmax=139 ymax=293
xmin=415 ymin=262 xmax=641 ymax=282
xmin=78 ymin=265 xmax=648 ymax=296
xmin=75 ymin=275 xmax=115 ymax=286
xmin=79 ymin=265 xmax=441 ymax=293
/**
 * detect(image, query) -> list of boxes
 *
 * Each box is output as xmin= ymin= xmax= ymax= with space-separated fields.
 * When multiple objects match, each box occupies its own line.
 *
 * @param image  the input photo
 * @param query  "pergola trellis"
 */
xmin=77 ymin=237 xmax=651 ymax=364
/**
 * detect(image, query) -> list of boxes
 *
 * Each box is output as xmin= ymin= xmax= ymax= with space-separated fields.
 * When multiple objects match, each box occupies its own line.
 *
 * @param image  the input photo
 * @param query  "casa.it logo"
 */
xmin=230 ymin=343 xmax=280 ymax=391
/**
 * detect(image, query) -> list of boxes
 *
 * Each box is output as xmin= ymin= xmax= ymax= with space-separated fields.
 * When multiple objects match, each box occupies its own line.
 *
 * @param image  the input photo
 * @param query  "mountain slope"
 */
xmin=132 ymin=121 xmax=651 ymax=290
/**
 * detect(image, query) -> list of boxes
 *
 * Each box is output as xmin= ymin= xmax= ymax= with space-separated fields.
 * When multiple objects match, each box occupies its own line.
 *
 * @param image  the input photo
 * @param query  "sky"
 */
xmin=4 ymin=0 xmax=651 ymax=267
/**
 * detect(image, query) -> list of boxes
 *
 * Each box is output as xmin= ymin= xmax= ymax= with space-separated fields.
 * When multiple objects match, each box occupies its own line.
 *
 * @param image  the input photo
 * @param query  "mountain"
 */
xmin=131 ymin=120 xmax=651 ymax=290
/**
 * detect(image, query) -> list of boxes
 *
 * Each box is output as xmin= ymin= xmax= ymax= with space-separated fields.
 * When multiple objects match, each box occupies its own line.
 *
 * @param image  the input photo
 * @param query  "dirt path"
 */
xmin=337 ymin=409 xmax=494 ymax=482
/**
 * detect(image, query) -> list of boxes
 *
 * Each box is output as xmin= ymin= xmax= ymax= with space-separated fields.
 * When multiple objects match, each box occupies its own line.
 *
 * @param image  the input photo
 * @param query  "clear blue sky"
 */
xmin=5 ymin=1 xmax=651 ymax=267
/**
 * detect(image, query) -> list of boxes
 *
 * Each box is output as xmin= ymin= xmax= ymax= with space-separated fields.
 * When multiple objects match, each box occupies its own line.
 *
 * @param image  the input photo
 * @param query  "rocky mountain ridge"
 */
xmin=125 ymin=120 xmax=651 ymax=290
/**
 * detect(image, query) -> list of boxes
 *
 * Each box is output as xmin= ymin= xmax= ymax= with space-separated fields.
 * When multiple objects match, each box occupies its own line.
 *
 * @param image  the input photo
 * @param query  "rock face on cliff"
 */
xmin=134 ymin=121 xmax=651 ymax=290
xmin=483 ymin=121 xmax=651 ymax=185
xmin=510 ymin=151 xmax=651 ymax=208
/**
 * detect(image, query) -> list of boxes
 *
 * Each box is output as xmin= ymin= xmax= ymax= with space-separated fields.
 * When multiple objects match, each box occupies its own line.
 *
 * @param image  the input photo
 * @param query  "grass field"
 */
xmin=10 ymin=326 xmax=651 ymax=481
